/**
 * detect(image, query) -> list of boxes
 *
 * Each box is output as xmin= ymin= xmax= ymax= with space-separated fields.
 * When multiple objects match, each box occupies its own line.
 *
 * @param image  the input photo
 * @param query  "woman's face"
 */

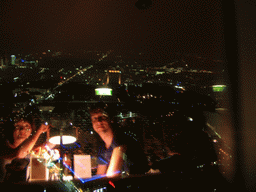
xmin=13 ymin=120 xmax=32 ymax=143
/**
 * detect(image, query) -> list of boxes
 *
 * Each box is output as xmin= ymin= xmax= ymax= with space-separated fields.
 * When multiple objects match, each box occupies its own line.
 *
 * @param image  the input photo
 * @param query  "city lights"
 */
xmin=0 ymin=0 xmax=239 ymax=189
xmin=1 ymin=49 xmax=224 ymax=188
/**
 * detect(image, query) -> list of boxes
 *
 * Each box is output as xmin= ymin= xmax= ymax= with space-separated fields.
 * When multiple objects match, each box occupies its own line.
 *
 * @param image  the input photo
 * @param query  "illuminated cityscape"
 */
xmin=0 ymin=49 xmax=227 ymax=170
xmin=0 ymin=49 xmax=225 ymax=91
xmin=0 ymin=0 xmax=246 ymax=191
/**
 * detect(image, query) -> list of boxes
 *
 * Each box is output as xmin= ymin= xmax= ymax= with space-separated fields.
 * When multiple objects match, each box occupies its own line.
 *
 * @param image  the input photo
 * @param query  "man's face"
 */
xmin=13 ymin=120 xmax=32 ymax=142
xmin=91 ymin=112 xmax=111 ymax=134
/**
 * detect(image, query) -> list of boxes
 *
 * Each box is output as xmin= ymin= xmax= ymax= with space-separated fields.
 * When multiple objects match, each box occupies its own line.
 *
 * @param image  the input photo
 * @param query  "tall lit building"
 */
xmin=11 ymin=55 xmax=16 ymax=65
xmin=107 ymin=70 xmax=121 ymax=85
xmin=0 ymin=58 xmax=4 ymax=66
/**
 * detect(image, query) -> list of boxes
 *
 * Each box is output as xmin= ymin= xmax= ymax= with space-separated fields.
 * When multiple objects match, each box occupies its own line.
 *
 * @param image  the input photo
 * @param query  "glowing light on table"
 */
xmin=49 ymin=135 xmax=77 ymax=145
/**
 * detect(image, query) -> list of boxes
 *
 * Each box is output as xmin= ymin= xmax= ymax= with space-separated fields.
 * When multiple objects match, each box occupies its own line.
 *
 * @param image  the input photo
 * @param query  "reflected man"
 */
xmin=89 ymin=106 xmax=149 ymax=177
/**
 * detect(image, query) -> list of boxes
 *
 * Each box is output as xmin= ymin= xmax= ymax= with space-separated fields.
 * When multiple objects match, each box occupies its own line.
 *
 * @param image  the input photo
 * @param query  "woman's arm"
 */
xmin=106 ymin=145 xmax=127 ymax=177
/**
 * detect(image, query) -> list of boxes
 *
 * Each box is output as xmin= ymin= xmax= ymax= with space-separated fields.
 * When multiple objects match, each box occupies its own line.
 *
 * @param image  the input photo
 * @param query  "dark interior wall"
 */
xmin=222 ymin=1 xmax=256 ymax=191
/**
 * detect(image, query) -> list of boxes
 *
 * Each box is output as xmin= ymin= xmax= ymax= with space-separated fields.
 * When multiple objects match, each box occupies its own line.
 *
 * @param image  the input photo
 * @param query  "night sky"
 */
xmin=1 ymin=0 xmax=225 ymax=62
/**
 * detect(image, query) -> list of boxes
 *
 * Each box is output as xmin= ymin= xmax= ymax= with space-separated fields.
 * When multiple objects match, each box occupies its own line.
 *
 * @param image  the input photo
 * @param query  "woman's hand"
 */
xmin=32 ymin=142 xmax=56 ymax=156
xmin=37 ymin=123 xmax=49 ymax=135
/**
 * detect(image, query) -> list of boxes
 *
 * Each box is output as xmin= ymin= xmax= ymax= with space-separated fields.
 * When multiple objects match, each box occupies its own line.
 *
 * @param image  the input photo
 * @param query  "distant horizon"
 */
xmin=1 ymin=1 xmax=225 ymax=63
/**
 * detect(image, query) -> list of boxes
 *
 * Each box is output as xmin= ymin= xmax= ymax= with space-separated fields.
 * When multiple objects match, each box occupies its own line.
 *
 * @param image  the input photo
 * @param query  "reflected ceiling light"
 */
xmin=95 ymin=88 xmax=112 ymax=96
xmin=135 ymin=0 xmax=152 ymax=10
xmin=212 ymin=85 xmax=226 ymax=92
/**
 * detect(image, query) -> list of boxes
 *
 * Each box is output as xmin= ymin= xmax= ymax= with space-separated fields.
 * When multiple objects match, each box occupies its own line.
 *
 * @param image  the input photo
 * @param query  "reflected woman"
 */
xmin=0 ymin=113 xmax=49 ymax=182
